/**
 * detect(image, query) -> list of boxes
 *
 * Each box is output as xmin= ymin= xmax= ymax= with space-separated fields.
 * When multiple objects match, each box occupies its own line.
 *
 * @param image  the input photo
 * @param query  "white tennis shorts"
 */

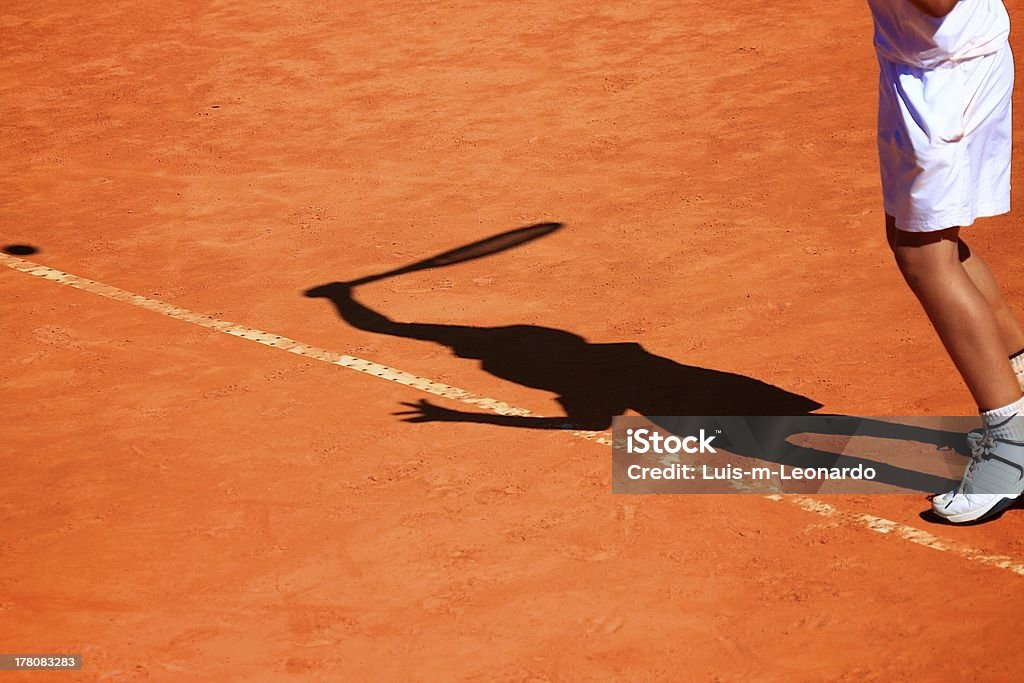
xmin=877 ymin=41 xmax=1013 ymax=232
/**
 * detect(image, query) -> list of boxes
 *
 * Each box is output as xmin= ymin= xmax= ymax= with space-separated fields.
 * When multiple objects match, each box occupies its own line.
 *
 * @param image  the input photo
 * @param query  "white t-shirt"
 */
xmin=867 ymin=0 xmax=1010 ymax=67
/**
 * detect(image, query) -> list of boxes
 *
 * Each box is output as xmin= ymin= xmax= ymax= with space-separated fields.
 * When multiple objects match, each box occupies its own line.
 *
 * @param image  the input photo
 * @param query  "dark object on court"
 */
xmin=2 ymin=244 xmax=38 ymax=256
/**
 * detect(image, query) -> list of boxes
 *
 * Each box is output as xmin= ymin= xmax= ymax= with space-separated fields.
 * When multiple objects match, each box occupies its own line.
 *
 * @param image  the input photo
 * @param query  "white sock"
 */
xmin=981 ymin=395 xmax=1024 ymax=442
xmin=1011 ymin=349 xmax=1024 ymax=390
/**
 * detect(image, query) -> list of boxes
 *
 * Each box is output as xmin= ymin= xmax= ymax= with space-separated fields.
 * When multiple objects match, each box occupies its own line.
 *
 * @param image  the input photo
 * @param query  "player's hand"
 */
xmin=393 ymin=399 xmax=465 ymax=423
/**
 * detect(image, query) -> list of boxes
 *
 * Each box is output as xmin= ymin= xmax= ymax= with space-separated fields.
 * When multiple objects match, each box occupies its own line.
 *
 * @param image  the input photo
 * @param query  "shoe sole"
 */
xmin=933 ymin=494 xmax=1020 ymax=523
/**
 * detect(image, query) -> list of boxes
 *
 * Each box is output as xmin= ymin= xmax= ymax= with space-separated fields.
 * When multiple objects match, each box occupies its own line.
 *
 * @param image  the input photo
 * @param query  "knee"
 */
xmin=892 ymin=242 xmax=949 ymax=292
xmin=888 ymin=225 xmax=960 ymax=288
xmin=892 ymin=246 xmax=926 ymax=287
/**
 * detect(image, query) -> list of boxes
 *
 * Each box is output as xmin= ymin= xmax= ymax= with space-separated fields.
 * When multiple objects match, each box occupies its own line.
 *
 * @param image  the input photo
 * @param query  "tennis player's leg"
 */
xmin=952 ymin=239 xmax=1024 ymax=452
xmin=957 ymin=239 xmax=1024 ymax=359
xmin=889 ymin=223 xmax=1024 ymax=522
xmin=887 ymin=218 xmax=1024 ymax=366
xmin=889 ymin=224 xmax=1020 ymax=410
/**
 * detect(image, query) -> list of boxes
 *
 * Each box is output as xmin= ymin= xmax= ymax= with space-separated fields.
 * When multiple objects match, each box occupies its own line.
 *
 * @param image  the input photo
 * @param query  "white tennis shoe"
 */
xmin=932 ymin=430 xmax=1024 ymax=523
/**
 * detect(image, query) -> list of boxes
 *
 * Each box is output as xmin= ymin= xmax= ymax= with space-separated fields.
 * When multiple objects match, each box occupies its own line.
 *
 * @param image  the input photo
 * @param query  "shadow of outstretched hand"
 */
xmin=394 ymin=399 xmax=474 ymax=423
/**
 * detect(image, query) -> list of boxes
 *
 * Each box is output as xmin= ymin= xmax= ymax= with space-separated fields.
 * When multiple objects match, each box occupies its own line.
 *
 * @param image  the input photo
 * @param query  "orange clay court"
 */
xmin=3 ymin=1 xmax=1024 ymax=680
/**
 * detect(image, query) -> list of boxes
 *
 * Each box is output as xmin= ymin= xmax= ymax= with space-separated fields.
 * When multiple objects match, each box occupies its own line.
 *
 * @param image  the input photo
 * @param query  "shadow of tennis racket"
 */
xmin=337 ymin=222 xmax=563 ymax=289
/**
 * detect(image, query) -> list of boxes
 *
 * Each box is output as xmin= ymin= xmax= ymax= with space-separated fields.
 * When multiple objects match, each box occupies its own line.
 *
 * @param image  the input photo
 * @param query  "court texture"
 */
xmin=3 ymin=1 xmax=1024 ymax=680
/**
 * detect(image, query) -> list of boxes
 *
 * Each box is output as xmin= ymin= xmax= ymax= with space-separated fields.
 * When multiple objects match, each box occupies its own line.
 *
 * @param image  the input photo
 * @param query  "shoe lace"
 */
xmin=968 ymin=431 xmax=997 ymax=477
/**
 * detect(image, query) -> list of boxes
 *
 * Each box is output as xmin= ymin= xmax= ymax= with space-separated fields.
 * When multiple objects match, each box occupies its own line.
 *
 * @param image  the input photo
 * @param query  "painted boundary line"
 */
xmin=0 ymin=252 xmax=607 ymax=444
xmin=4 ymin=252 xmax=1022 ymax=577
xmin=765 ymin=495 xmax=1024 ymax=577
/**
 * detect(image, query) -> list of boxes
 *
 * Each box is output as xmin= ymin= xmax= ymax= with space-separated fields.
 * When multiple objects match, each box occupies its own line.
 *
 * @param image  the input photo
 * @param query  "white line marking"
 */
xmin=765 ymin=494 xmax=1024 ymax=577
xmin=5 ymin=253 xmax=1023 ymax=577
xmin=0 ymin=252 xmax=609 ymax=445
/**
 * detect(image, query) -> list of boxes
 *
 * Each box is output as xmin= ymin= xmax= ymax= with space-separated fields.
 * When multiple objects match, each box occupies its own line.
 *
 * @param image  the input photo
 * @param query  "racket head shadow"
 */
xmin=349 ymin=221 xmax=563 ymax=286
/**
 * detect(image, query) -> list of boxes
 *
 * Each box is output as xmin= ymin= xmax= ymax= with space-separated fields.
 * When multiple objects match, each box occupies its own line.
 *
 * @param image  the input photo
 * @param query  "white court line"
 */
xmin=0 ymin=252 xmax=608 ymax=444
xmin=765 ymin=495 xmax=1024 ymax=577
xmin=4 ymin=252 xmax=1021 ymax=578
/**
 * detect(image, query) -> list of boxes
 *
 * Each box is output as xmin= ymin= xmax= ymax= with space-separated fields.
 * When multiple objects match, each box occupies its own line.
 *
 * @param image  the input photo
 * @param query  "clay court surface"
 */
xmin=4 ymin=0 xmax=1024 ymax=680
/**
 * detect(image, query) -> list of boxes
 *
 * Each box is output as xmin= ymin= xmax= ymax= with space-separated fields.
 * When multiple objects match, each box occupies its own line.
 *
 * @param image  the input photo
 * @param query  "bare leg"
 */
xmin=887 ymin=220 xmax=1020 ymax=411
xmin=957 ymin=240 xmax=1024 ymax=356
xmin=888 ymin=215 xmax=1024 ymax=358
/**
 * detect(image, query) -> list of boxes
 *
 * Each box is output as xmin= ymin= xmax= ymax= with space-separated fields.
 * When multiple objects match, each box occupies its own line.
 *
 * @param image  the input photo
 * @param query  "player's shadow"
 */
xmin=304 ymin=281 xmax=965 ymax=493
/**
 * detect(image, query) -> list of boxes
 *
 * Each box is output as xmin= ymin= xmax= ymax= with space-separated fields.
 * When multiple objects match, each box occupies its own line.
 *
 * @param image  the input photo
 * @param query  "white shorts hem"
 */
xmin=889 ymin=202 xmax=1010 ymax=232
